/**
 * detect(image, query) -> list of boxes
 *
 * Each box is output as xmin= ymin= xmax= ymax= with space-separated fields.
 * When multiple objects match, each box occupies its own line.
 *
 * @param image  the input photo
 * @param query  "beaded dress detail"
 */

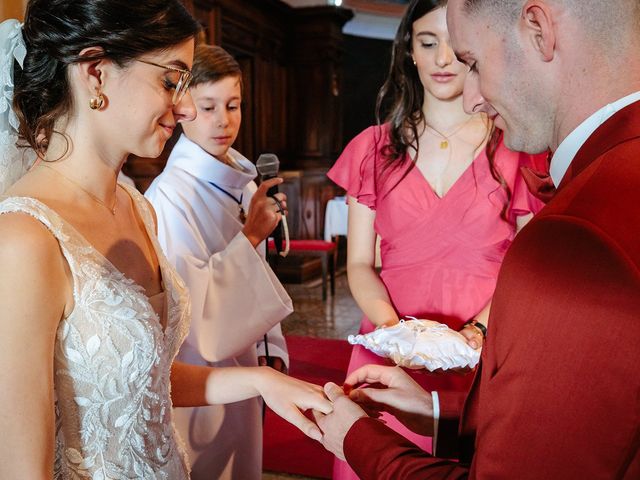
xmin=0 ymin=184 xmax=192 ymax=479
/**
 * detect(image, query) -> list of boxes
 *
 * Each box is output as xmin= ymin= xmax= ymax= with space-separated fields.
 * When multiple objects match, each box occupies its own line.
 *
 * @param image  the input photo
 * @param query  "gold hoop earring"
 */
xmin=89 ymin=93 xmax=105 ymax=110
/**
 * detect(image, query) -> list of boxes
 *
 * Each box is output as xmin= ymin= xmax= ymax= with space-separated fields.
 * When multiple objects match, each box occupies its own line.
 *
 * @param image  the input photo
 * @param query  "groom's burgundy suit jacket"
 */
xmin=343 ymin=101 xmax=640 ymax=479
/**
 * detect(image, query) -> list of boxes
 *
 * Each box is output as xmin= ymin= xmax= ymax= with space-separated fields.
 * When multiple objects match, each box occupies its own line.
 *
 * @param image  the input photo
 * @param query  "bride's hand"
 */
xmin=256 ymin=368 xmax=333 ymax=441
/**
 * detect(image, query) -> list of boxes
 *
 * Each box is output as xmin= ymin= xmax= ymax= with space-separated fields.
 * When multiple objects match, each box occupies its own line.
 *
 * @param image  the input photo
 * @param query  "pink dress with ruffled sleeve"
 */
xmin=328 ymin=124 xmax=546 ymax=479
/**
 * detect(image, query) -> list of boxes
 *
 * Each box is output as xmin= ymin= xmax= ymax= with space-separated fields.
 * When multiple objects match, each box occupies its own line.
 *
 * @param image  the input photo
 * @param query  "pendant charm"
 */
xmin=440 ymin=140 xmax=449 ymax=149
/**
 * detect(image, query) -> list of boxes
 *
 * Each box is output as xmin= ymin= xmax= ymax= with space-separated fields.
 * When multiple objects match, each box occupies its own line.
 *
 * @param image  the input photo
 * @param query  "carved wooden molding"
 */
xmin=343 ymin=0 xmax=407 ymax=16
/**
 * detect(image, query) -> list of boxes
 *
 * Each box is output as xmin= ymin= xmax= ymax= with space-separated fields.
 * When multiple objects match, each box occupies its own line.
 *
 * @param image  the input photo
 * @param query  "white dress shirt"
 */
xmin=551 ymin=90 xmax=640 ymax=186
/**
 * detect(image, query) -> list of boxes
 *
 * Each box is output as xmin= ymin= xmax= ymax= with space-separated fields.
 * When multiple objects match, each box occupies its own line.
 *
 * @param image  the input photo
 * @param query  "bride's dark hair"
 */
xmin=13 ymin=0 xmax=200 ymax=153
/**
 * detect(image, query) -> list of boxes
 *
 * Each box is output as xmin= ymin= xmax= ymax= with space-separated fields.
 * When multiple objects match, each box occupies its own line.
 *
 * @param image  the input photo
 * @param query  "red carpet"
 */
xmin=263 ymin=335 xmax=352 ymax=478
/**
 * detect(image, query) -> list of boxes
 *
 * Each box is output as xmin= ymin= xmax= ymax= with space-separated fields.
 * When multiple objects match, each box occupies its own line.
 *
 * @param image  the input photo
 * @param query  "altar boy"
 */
xmin=146 ymin=45 xmax=291 ymax=480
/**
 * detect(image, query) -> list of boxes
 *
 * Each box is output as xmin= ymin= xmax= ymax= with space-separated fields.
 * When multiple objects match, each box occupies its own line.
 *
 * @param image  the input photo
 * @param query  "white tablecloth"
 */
xmin=324 ymin=196 xmax=348 ymax=241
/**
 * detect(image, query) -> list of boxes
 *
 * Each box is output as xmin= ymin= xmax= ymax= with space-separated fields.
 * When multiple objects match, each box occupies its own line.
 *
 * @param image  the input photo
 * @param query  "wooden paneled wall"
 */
xmin=125 ymin=0 xmax=352 ymax=239
xmin=192 ymin=0 xmax=293 ymax=162
xmin=0 ymin=0 xmax=27 ymax=21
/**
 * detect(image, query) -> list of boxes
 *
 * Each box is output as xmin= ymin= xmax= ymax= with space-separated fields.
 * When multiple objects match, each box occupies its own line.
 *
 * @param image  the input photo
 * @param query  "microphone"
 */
xmin=256 ymin=153 xmax=283 ymax=253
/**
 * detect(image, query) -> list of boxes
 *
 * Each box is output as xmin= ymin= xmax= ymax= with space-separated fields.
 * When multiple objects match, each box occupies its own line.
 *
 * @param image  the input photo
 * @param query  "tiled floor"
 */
xmin=263 ymin=271 xmax=362 ymax=480
xmin=280 ymin=272 xmax=362 ymax=340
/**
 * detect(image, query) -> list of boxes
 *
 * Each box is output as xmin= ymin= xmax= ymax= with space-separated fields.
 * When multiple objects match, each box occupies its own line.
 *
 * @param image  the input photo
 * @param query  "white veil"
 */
xmin=0 ymin=19 xmax=36 ymax=195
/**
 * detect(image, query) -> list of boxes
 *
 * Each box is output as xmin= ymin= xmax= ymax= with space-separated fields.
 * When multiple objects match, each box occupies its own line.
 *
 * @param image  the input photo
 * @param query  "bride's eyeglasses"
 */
xmin=137 ymin=59 xmax=193 ymax=105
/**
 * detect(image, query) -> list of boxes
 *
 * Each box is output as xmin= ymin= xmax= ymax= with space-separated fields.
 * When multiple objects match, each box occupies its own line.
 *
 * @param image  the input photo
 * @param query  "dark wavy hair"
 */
xmin=375 ymin=0 xmax=445 ymax=164
xmin=13 ymin=0 xmax=201 ymax=153
xmin=375 ymin=0 xmax=511 ymax=217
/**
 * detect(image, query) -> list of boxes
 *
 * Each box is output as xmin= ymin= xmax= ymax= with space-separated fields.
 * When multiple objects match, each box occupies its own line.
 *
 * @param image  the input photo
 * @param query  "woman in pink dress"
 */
xmin=328 ymin=1 xmax=546 ymax=477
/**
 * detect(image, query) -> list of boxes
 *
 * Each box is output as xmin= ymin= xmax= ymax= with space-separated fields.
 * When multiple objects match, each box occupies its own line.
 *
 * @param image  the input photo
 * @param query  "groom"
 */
xmin=313 ymin=0 xmax=640 ymax=477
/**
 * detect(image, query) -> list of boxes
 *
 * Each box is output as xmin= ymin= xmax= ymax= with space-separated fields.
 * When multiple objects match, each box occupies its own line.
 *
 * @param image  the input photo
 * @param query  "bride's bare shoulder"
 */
xmin=0 ymin=208 xmax=62 ymax=263
xmin=0 ymin=207 xmax=70 ymax=319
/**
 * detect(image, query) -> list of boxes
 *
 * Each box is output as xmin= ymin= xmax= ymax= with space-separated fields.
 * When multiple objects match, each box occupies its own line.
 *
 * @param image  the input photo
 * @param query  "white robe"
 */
xmin=145 ymin=134 xmax=292 ymax=480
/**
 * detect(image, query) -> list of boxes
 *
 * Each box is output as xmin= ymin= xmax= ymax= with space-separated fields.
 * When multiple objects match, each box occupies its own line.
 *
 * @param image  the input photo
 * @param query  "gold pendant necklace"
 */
xmin=40 ymin=164 xmax=118 ymax=215
xmin=425 ymin=117 xmax=474 ymax=149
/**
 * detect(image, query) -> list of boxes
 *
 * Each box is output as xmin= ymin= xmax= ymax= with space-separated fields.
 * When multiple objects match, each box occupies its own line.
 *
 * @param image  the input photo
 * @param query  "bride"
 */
xmin=0 ymin=1 xmax=331 ymax=478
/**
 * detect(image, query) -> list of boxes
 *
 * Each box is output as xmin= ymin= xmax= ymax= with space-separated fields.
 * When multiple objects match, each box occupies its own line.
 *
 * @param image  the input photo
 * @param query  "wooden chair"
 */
xmin=268 ymin=239 xmax=337 ymax=300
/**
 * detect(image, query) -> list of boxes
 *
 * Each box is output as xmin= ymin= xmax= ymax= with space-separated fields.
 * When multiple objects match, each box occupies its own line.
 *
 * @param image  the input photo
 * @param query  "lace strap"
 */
xmin=0 ymin=196 xmax=72 ymax=244
xmin=120 ymin=183 xmax=157 ymax=232
xmin=0 ymin=197 xmax=83 ymax=300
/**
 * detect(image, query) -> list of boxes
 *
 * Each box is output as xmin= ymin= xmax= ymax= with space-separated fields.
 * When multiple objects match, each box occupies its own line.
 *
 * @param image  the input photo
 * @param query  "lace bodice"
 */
xmin=0 ymin=185 xmax=192 ymax=479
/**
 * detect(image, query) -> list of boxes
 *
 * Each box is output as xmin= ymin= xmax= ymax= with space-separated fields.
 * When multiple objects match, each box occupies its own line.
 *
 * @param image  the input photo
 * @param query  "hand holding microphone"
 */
xmin=241 ymin=177 xmax=287 ymax=248
xmin=250 ymin=153 xmax=290 ymax=256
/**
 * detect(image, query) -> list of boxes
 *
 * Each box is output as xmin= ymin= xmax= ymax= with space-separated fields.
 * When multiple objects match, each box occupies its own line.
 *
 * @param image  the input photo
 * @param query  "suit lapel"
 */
xmin=558 ymin=100 xmax=640 ymax=191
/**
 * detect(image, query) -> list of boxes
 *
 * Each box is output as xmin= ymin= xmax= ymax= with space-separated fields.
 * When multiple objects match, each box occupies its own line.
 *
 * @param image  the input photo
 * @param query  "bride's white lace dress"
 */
xmin=0 ymin=184 xmax=192 ymax=479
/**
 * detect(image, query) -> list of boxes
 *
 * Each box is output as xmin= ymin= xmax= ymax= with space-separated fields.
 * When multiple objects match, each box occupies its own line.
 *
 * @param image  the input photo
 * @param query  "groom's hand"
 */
xmin=345 ymin=365 xmax=435 ymax=437
xmin=312 ymin=382 xmax=368 ymax=461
